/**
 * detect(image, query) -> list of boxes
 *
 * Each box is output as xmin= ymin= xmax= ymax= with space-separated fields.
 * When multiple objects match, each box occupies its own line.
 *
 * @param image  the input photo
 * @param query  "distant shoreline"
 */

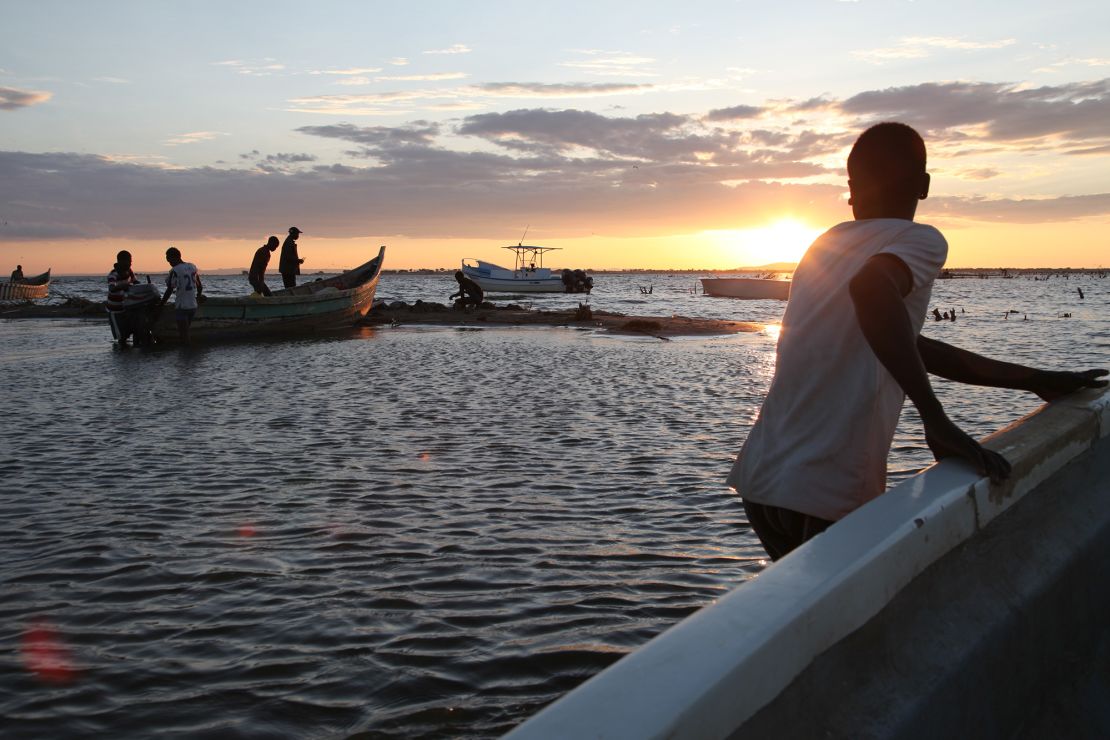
xmin=37 ymin=266 xmax=1110 ymax=278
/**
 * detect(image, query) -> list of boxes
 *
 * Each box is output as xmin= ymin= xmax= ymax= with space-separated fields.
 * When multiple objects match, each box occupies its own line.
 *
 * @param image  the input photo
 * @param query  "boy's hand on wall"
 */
xmin=923 ymin=413 xmax=1011 ymax=484
xmin=1030 ymin=368 xmax=1108 ymax=402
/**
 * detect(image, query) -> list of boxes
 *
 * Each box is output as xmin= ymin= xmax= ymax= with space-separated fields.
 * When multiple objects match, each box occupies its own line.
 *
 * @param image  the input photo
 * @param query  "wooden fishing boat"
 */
xmin=0 ymin=269 xmax=50 ymax=301
xmin=700 ymin=275 xmax=790 ymax=300
xmin=149 ymin=246 xmax=385 ymax=342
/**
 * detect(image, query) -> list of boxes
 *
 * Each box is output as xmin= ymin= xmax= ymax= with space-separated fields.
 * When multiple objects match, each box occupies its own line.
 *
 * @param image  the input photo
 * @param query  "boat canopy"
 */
xmin=503 ymin=245 xmax=560 ymax=272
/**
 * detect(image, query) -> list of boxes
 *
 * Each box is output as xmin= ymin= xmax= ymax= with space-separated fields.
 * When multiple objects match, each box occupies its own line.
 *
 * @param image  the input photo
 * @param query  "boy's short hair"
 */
xmin=166 ymin=246 xmax=182 ymax=261
xmin=847 ymin=122 xmax=926 ymax=185
xmin=117 ymin=250 xmax=132 ymax=262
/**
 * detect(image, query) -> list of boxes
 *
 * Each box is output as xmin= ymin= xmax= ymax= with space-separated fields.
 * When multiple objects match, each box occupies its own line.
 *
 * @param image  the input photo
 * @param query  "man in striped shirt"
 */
xmin=106 ymin=250 xmax=138 ymax=342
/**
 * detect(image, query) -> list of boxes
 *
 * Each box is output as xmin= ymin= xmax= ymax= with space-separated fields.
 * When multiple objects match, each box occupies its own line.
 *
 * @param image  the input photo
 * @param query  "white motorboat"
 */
xmin=462 ymin=245 xmax=591 ymax=294
xmin=700 ymin=276 xmax=790 ymax=300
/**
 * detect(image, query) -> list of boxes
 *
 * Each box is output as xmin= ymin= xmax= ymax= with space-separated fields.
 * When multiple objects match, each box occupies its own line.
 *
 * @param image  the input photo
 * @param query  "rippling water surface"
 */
xmin=1 ymin=271 xmax=1107 ymax=738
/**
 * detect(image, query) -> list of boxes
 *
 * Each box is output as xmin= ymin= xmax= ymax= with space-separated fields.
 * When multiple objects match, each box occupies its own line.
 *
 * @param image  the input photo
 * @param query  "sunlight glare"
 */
xmin=714 ymin=219 xmax=823 ymax=268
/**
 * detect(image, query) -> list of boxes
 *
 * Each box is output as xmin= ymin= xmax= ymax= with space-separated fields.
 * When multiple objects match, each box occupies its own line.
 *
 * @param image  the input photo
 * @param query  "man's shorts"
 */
xmin=175 ymin=308 xmax=197 ymax=323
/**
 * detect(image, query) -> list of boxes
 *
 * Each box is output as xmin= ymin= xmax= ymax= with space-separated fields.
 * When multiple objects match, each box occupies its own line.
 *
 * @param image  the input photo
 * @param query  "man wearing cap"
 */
xmin=279 ymin=226 xmax=305 ymax=288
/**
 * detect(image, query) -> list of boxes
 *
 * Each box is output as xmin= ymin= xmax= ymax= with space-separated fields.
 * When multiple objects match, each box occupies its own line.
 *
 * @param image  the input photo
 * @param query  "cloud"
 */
xmin=286 ymin=82 xmax=656 ymax=115
xmin=212 ymin=59 xmax=285 ymax=76
xmin=1034 ymin=56 xmax=1110 ymax=74
xmin=951 ymin=167 xmax=1001 ymax=181
xmin=376 ymin=72 xmax=469 ymax=82
xmin=559 ymin=50 xmax=657 ymax=78
xmin=333 ymin=77 xmax=374 ymax=86
xmin=469 ymin=82 xmax=653 ymax=98
xmin=3 ymin=78 xmax=1109 ymax=245
xmin=0 ymin=148 xmax=845 ymax=243
xmin=298 ymin=122 xmax=441 ymax=148
xmin=240 ymin=151 xmax=318 ymax=164
xmin=930 ymin=193 xmax=1110 ymax=223
xmin=287 ymin=89 xmax=441 ymax=115
xmin=164 ymin=131 xmax=229 ymax=146
xmin=456 ymin=108 xmax=699 ymax=158
xmin=705 ymin=104 xmax=763 ymax=122
xmin=853 ymin=36 xmax=1016 ymax=64
xmin=423 ymin=44 xmax=471 ymax=55
xmin=0 ymin=86 xmax=52 ymax=111
xmin=311 ymin=67 xmax=383 ymax=76
xmin=837 ymin=79 xmax=1110 ymax=144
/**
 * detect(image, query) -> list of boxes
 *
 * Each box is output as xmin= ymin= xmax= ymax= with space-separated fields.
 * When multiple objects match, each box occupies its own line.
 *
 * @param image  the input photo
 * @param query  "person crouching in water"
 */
xmin=160 ymin=247 xmax=203 ymax=344
xmin=450 ymin=270 xmax=484 ymax=309
xmin=249 ymin=236 xmax=279 ymax=296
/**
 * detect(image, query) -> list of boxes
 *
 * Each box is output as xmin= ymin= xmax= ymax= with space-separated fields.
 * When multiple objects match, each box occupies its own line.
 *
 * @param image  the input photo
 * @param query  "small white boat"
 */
xmin=701 ymin=276 xmax=790 ymax=300
xmin=462 ymin=244 xmax=591 ymax=294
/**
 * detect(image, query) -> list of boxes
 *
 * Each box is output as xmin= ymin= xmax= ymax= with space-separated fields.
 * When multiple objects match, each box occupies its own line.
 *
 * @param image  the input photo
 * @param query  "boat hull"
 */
xmin=701 ymin=277 xmax=790 ymax=300
xmin=465 ymin=273 xmax=566 ymax=293
xmin=0 ymin=270 xmax=51 ymax=301
xmin=151 ymin=247 xmax=384 ymax=342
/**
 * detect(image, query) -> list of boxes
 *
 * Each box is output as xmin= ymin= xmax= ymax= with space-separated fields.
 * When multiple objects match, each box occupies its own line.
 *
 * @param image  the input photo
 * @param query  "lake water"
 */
xmin=1 ymin=269 xmax=1107 ymax=738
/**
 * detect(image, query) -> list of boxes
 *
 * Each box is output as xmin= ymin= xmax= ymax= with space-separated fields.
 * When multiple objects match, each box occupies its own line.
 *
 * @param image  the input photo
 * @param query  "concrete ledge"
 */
xmin=505 ymin=388 xmax=1109 ymax=740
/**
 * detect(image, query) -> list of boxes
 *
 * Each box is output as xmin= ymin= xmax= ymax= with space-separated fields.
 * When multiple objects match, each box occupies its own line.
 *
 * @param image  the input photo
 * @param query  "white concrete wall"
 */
xmin=505 ymin=388 xmax=1110 ymax=740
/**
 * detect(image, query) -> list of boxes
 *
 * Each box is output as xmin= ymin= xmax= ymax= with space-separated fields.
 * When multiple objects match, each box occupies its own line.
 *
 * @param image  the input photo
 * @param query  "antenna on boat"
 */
xmin=518 ymin=225 xmax=529 ymax=246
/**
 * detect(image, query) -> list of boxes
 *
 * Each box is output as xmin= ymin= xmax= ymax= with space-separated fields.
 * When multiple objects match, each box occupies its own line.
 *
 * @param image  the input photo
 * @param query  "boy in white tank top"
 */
xmin=730 ymin=123 xmax=1107 ymax=560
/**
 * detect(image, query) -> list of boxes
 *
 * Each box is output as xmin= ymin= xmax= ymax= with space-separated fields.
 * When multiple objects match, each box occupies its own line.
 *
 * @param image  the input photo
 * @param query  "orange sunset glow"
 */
xmin=2 ymin=5 xmax=1108 ymax=274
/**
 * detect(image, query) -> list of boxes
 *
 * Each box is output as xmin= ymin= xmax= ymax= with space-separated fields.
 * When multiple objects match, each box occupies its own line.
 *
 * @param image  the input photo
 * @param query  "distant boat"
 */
xmin=0 ymin=269 xmax=51 ymax=301
xmin=701 ymin=275 xmax=790 ymax=300
xmin=462 ymin=245 xmax=592 ymax=293
xmin=145 ymin=247 xmax=385 ymax=343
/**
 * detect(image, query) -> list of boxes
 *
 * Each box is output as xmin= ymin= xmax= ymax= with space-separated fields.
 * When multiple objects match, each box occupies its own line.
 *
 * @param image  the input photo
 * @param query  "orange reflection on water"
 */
xmin=418 ymin=452 xmax=431 ymax=462
xmin=238 ymin=523 xmax=257 ymax=537
xmin=21 ymin=619 xmax=77 ymax=684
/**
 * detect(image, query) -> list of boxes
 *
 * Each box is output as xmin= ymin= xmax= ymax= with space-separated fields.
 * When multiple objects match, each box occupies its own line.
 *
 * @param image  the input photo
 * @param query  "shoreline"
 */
xmin=0 ymin=300 xmax=761 ymax=337
xmin=358 ymin=301 xmax=761 ymax=337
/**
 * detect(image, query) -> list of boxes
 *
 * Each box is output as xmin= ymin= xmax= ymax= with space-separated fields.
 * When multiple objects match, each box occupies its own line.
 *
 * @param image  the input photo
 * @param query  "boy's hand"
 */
xmin=923 ymin=412 xmax=1011 ymax=484
xmin=1029 ymin=368 xmax=1108 ymax=401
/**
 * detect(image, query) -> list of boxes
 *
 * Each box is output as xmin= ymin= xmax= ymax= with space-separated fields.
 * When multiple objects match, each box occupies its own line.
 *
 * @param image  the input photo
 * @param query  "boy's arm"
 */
xmin=917 ymin=336 xmax=1107 ymax=401
xmin=849 ymin=253 xmax=1011 ymax=482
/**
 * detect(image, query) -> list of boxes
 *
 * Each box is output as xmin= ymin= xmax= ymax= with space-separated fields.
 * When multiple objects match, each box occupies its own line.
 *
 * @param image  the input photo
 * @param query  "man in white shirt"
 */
xmin=730 ymin=122 xmax=1107 ymax=560
xmin=160 ymin=246 xmax=203 ymax=344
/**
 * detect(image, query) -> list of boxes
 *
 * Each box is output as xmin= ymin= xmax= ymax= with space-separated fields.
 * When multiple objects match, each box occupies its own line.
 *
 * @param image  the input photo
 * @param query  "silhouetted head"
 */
xmin=847 ymin=122 xmax=930 ymax=220
xmin=165 ymin=246 xmax=182 ymax=265
xmin=288 ymin=227 xmax=302 ymax=236
xmin=455 ymin=270 xmax=465 ymax=282
xmin=267 ymin=236 xmax=279 ymax=250
xmin=16 ymin=264 xmax=21 ymax=270
xmin=116 ymin=250 xmax=132 ymax=266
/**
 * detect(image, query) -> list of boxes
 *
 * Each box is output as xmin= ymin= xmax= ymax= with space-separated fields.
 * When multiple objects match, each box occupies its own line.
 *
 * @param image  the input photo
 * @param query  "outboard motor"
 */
xmin=120 ymin=283 xmax=161 ymax=345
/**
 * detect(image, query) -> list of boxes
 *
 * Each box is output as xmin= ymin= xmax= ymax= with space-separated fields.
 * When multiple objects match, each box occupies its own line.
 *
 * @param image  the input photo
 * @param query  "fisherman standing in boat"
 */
xmin=279 ymin=226 xmax=304 ymax=289
xmin=450 ymin=270 xmax=484 ymax=309
xmin=249 ymin=236 xmax=279 ymax=297
xmin=10 ymin=265 xmax=23 ymax=282
xmin=729 ymin=122 xmax=1107 ymax=561
xmin=160 ymin=247 xmax=203 ymax=344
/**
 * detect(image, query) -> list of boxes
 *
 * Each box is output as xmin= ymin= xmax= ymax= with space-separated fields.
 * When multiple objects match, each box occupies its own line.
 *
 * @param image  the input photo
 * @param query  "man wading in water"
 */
xmin=729 ymin=122 xmax=1107 ymax=561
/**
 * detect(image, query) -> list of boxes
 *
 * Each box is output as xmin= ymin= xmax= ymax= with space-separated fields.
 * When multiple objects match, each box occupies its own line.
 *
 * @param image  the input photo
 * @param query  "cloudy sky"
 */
xmin=2 ymin=0 xmax=1108 ymax=273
